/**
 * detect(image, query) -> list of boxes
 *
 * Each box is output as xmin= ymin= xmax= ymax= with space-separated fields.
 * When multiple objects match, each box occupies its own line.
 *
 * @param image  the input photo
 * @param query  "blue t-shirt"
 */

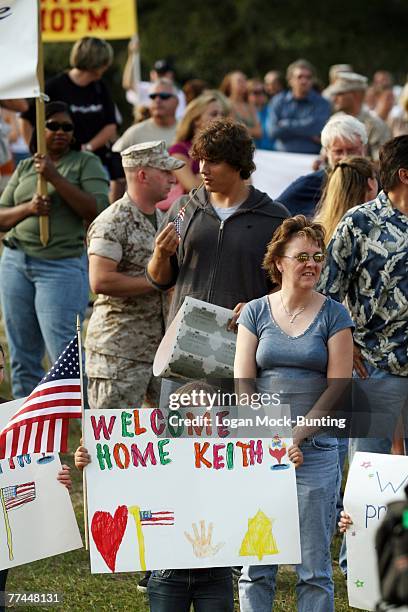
xmin=238 ymin=295 xmax=354 ymax=417
xmin=238 ymin=295 xmax=354 ymax=380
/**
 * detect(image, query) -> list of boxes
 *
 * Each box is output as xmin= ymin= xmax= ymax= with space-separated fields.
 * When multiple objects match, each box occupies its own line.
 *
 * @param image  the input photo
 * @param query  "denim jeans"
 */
xmin=0 ymin=247 xmax=88 ymax=398
xmin=239 ymin=437 xmax=339 ymax=612
xmin=147 ymin=568 xmax=234 ymax=612
xmin=348 ymin=361 xmax=407 ymax=457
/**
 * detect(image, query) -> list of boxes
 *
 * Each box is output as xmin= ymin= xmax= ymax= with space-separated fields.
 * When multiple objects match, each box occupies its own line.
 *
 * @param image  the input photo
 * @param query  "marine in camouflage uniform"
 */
xmin=85 ymin=141 xmax=184 ymax=409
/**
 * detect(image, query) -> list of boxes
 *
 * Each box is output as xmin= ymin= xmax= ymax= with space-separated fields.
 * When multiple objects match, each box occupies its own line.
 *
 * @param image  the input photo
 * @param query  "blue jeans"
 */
xmin=0 ymin=247 xmax=88 ymax=398
xmin=239 ymin=437 xmax=339 ymax=612
xmin=147 ymin=568 xmax=233 ymax=612
xmin=348 ymin=361 xmax=407 ymax=457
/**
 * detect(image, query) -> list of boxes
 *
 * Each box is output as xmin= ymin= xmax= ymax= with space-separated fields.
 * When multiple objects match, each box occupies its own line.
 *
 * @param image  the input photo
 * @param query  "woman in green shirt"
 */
xmin=0 ymin=101 xmax=109 ymax=398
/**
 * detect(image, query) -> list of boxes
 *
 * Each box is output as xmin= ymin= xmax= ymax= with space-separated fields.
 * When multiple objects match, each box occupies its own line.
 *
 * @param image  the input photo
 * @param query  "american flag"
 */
xmin=139 ymin=510 xmax=174 ymax=526
xmin=1 ymin=481 xmax=36 ymax=511
xmin=172 ymin=204 xmax=186 ymax=238
xmin=0 ymin=337 xmax=82 ymax=460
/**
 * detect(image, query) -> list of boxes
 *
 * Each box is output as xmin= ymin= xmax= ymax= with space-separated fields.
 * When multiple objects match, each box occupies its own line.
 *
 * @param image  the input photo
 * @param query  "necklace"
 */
xmin=280 ymin=293 xmax=306 ymax=324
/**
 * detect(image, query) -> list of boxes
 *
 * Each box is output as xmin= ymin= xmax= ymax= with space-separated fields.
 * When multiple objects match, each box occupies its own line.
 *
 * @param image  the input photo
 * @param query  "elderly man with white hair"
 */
xmin=113 ymin=79 xmax=179 ymax=152
xmin=277 ymin=113 xmax=368 ymax=217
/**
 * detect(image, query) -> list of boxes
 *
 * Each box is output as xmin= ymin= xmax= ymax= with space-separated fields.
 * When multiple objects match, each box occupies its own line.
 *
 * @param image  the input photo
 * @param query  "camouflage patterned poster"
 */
xmin=153 ymin=298 xmax=236 ymax=379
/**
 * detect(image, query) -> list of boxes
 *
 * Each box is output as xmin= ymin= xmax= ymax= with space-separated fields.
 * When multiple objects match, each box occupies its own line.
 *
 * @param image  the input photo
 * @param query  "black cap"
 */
xmin=153 ymin=59 xmax=174 ymax=75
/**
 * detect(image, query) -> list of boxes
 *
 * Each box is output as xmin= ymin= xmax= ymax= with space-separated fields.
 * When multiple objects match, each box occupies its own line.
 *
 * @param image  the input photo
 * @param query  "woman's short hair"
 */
xmin=191 ymin=119 xmax=255 ymax=179
xmin=69 ymin=37 xmax=113 ymax=71
xmin=263 ymin=215 xmax=326 ymax=286
xmin=175 ymin=92 xmax=228 ymax=143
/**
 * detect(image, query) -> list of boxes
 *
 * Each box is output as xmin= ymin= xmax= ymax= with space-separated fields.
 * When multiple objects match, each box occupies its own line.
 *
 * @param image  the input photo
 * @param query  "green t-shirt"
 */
xmin=0 ymin=150 xmax=109 ymax=259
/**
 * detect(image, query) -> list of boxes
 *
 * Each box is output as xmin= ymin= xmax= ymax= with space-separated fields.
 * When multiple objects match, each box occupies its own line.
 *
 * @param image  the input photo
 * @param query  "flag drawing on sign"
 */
xmin=0 ymin=337 xmax=82 ymax=460
xmin=0 ymin=481 xmax=36 ymax=560
xmin=128 ymin=506 xmax=175 ymax=571
xmin=139 ymin=509 xmax=175 ymax=526
xmin=172 ymin=204 xmax=186 ymax=238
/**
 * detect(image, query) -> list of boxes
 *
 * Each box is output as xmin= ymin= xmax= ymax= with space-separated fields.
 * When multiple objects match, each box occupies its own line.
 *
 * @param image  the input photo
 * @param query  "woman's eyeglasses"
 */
xmin=149 ymin=93 xmax=174 ymax=100
xmin=45 ymin=121 xmax=74 ymax=132
xmin=283 ymin=253 xmax=326 ymax=263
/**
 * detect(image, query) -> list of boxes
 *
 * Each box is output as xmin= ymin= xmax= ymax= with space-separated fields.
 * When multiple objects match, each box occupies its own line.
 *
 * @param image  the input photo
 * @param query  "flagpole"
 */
xmin=36 ymin=0 xmax=49 ymax=247
xmin=0 ymin=489 xmax=14 ymax=561
xmin=76 ymin=315 xmax=89 ymax=550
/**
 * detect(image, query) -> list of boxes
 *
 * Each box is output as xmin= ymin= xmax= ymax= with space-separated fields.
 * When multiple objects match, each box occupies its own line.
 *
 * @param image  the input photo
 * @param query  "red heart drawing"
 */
xmin=91 ymin=505 xmax=128 ymax=572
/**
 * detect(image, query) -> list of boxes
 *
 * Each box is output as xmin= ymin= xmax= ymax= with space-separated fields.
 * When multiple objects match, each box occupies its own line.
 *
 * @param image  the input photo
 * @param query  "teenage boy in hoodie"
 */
xmin=147 ymin=118 xmax=289 ymax=325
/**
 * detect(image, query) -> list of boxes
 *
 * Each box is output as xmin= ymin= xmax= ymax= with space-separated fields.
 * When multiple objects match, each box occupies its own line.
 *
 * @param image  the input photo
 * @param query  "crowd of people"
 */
xmin=1 ymin=35 xmax=408 ymax=612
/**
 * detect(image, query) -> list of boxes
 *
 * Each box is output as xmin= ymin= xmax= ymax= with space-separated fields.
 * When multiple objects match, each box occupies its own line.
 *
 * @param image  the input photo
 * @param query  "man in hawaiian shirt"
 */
xmin=319 ymin=135 xmax=408 ymax=456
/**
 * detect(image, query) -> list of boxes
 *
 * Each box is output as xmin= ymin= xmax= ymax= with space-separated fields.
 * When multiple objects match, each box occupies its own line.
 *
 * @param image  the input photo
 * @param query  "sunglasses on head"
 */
xmin=45 ymin=121 xmax=74 ymax=132
xmin=283 ymin=252 xmax=326 ymax=263
xmin=149 ymin=92 xmax=174 ymax=100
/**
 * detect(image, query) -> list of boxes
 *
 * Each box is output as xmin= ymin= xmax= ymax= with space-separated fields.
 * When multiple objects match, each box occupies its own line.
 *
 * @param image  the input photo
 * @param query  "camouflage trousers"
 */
xmin=86 ymin=351 xmax=160 ymax=410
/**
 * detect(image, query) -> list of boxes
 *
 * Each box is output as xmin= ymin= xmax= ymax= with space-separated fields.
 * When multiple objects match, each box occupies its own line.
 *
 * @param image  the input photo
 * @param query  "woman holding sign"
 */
xmin=234 ymin=215 xmax=354 ymax=612
xmin=0 ymin=101 xmax=109 ymax=398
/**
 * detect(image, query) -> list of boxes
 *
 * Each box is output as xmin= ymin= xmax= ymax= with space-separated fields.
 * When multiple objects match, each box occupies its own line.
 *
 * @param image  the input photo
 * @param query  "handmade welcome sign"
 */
xmin=344 ymin=452 xmax=408 ymax=611
xmin=84 ymin=407 xmax=301 ymax=573
xmin=0 ymin=399 xmax=82 ymax=570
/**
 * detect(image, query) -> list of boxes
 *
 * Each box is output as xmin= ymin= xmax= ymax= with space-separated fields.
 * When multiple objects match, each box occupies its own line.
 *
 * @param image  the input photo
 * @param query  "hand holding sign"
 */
xmin=184 ymin=520 xmax=224 ymax=558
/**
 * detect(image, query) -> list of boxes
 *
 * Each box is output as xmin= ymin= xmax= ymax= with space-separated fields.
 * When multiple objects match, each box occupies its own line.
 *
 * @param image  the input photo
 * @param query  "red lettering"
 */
xmin=236 ymin=442 xmax=251 ymax=467
xmin=131 ymin=442 xmax=157 ymax=467
xmin=216 ymin=411 xmax=230 ymax=437
xmin=70 ymin=8 xmax=84 ymax=31
xmin=213 ymin=444 xmax=226 ymax=470
xmin=194 ymin=442 xmax=212 ymax=468
xmin=133 ymin=410 xmax=147 ymax=436
xmin=186 ymin=411 xmax=212 ymax=436
xmin=150 ymin=409 xmax=165 ymax=436
xmin=88 ymin=7 xmax=109 ymax=30
xmin=50 ymin=8 xmax=64 ymax=31
xmin=249 ymin=440 xmax=264 ymax=465
xmin=113 ymin=443 xmax=130 ymax=469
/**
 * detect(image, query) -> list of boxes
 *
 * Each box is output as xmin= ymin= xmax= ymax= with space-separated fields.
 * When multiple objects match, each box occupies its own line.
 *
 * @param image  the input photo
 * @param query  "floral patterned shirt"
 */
xmin=318 ymin=191 xmax=408 ymax=376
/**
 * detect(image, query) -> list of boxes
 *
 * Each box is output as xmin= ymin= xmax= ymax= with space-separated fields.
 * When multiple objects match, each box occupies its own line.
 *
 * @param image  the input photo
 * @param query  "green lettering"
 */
xmin=121 ymin=411 xmax=134 ymax=437
xmin=158 ymin=439 xmax=171 ymax=465
xmin=96 ymin=443 xmax=112 ymax=470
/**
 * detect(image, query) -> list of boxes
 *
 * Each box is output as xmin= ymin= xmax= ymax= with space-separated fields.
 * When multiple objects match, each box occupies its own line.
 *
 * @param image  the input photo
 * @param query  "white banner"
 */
xmin=85 ymin=408 xmax=301 ymax=573
xmin=344 ymin=451 xmax=408 ymax=611
xmin=252 ymin=149 xmax=316 ymax=199
xmin=0 ymin=0 xmax=39 ymax=99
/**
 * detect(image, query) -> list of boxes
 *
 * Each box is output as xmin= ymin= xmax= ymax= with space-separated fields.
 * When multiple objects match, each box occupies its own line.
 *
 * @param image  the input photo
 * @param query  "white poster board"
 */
xmin=252 ymin=150 xmax=316 ymax=199
xmin=0 ymin=1 xmax=39 ymax=99
xmin=153 ymin=298 xmax=236 ymax=379
xmin=84 ymin=407 xmax=301 ymax=573
xmin=344 ymin=451 xmax=408 ymax=611
xmin=0 ymin=399 xmax=82 ymax=570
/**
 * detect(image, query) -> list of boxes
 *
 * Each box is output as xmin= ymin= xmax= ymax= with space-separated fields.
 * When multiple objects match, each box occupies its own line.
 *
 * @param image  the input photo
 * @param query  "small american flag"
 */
xmin=140 ymin=510 xmax=175 ymax=526
xmin=0 ymin=337 xmax=82 ymax=459
xmin=2 ymin=482 xmax=36 ymax=511
xmin=172 ymin=204 xmax=186 ymax=238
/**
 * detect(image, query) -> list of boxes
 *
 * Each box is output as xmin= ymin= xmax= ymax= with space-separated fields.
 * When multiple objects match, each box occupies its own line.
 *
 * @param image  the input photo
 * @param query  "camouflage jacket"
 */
xmin=85 ymin=193 xmax=165 ymax=362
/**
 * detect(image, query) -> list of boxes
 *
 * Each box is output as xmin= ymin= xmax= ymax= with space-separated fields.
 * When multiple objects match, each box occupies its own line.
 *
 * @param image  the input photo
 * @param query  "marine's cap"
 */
xmin=329 ymin=72 xmax=368 ymax=95
xmin=121 ymin=141 xmax=185 ymax=171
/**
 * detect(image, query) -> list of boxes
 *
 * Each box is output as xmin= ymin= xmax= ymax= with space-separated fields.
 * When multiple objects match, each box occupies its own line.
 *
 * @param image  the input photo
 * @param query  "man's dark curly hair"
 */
xmin=191 ymin=119 xmax=255 ymax=179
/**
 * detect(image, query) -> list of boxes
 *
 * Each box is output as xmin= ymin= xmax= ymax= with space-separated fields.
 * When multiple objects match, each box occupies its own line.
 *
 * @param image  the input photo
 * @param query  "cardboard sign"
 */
xmin=153 ymin=298 xmax=236 ymax=380
xmin=40 ymin=0 xmax=137 ymax=42
xmin=0 ymin=399 xmax=82 ymax=570
xmin=85 ymin=407 xmax=301 ymax=573
xmin=344 ymin=451 xmax=408 ymax=611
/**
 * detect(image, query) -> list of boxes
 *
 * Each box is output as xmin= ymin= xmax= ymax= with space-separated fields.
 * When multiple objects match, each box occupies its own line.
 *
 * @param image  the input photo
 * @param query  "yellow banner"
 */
xmin=40 ymin=0 xmax=137 ymax=42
